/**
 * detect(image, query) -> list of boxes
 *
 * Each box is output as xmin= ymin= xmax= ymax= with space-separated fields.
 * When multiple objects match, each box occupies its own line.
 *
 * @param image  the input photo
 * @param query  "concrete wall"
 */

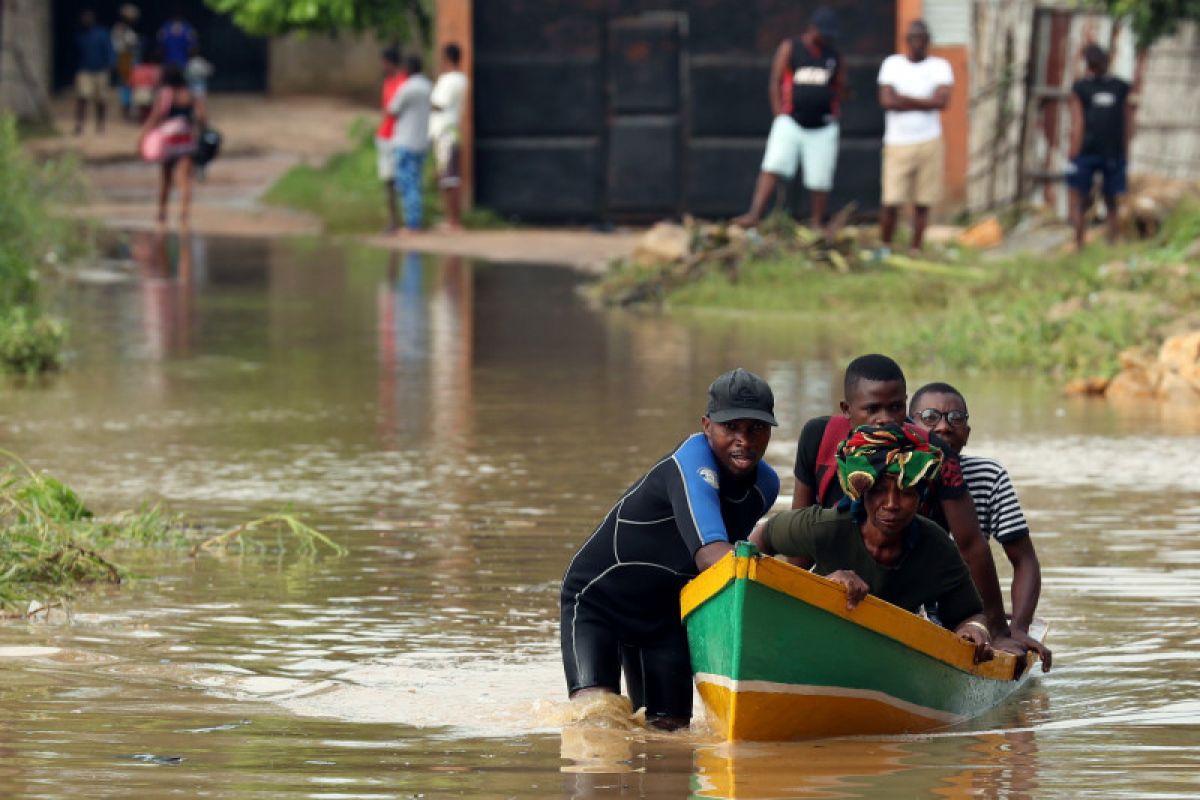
xmin=1130 ymin=22 xmax=1200 ymax=182
xmin=0 ymin=0 xmax=52 ymax=121
xmin=268 ymin=32 xmax=385 ymax=101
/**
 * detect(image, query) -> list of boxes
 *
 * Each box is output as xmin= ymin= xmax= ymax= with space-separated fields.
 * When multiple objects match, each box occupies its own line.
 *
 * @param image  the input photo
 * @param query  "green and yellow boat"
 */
xmin=681 ymin=542 xmax=1040 ymax=741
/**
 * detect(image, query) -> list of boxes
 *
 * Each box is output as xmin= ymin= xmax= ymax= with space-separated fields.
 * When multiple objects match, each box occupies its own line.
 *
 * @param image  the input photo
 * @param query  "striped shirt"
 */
xmin=960 ymin=455 xmax=1030 ymax=544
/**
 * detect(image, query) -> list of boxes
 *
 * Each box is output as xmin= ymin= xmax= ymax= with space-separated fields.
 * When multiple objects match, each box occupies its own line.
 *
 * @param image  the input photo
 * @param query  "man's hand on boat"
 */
xmin=953 ymin=616 xmax=995 ymax=664
xmin=1001 ymin=628 xmax=1053 ymax=673
xmin=825 ymin=569 xmax=870 ymax=610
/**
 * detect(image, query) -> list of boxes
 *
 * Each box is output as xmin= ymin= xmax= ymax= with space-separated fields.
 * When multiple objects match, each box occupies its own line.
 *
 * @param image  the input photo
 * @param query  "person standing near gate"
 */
xmin=387 ymin=54 xmax=433 ymax=234
xmin=1067 ymin=44 xmax=1133 ymax=251
xmin=733 ymin=7 xmax=844 ymax=238
xmin=74 ymin=10 xmax=115 ymax=135
xmin=877 ymin=20 xmax=953 ymax=255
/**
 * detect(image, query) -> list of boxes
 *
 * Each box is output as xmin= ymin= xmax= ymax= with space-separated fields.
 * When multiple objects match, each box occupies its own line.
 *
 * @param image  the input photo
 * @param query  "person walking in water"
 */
xmin=387 ymin=54 xmax=432 ymax=234
xmin=733 ymin=7 xmax=843 ymax=237
xmin=1067 ymin=44 xmax=1133 ymax=250
xmin=139 ymin=65 xmax=206 ymax=226
xmin=560 ymin=368 xmax=780 ymax=730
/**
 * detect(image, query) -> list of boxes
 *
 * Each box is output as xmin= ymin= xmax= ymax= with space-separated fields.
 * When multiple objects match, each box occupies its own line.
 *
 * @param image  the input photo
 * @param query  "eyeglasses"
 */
xmin=915 ymin=408 xmax=969 ymax=428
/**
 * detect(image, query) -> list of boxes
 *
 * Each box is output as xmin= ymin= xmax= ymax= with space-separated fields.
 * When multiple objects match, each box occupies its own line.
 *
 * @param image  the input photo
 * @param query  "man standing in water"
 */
xmin=560 ymin=369 xmax=780 ymax=730
xmin=877 ymin=20 xmax=954 ymax=255
xmin=909 ymin=382 xmax=1052 ymax=671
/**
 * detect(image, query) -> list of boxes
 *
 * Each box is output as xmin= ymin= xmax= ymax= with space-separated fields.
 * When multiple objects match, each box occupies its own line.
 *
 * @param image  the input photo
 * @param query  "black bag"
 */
xmin=193 ymin=126 xmax=222 ymax=168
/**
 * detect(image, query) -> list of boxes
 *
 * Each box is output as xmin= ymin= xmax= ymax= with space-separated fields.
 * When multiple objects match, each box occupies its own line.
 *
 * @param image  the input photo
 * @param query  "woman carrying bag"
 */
xmin=139 ymin=65 xmax=206 ymax=226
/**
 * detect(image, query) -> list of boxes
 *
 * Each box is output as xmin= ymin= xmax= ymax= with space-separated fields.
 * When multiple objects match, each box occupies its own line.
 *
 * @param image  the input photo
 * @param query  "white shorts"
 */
xmin=760 ymin=115 xmax=839 ymax=191
xmin=375 ymin=137 xmax=395 ymax=181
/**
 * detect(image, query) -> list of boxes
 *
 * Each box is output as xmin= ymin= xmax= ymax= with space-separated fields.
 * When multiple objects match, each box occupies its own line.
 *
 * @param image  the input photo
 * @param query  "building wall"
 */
xmin=469 ymin=0 xmax=896 ymax=223
xmin=268 ymin=33 xmax=383 ymax=100
xmin=1130 ymin=22 xmax=1200 ymax=182
xmin=0 ymin=0 xmax=52 ymax=120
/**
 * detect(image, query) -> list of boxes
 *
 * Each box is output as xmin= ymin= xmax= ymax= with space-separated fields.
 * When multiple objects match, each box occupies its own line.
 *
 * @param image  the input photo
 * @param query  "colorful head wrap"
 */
xmin=835 ymin=424 xmax=943 ymax=502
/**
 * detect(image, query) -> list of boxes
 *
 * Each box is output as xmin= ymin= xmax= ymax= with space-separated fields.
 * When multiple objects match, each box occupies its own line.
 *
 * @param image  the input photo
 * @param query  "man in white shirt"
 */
xmin=876 ymin=20 xmax=954 ymax=254
xmin=429 ymin=43 xmax=469 ymax=230
xmin=387 ymin=54 xmax=433 ymax=233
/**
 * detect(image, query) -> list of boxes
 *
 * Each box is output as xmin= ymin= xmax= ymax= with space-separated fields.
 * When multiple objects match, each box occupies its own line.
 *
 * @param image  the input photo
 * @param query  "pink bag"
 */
xmin=139 ymin=89 xmax=191 ymax=163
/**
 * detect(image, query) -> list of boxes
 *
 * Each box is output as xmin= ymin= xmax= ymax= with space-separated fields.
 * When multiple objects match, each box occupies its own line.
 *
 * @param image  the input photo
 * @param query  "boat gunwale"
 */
xmin=681 ymin=548 xmax=1031 ymax=681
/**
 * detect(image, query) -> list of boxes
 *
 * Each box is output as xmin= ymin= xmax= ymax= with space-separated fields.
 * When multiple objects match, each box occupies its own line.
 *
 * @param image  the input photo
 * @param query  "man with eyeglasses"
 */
xmin=910 ymin=382 xmax=1051 ymax=671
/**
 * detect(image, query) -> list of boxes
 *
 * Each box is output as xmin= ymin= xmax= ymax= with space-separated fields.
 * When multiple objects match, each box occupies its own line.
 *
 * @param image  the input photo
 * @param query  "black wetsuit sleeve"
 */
xmin=793 ymin=416 xmax=829 ymax=486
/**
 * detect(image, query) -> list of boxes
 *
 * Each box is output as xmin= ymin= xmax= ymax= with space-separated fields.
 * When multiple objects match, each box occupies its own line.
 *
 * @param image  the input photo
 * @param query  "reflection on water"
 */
xmin=0 ymin=233 xmax=1197 ymax=797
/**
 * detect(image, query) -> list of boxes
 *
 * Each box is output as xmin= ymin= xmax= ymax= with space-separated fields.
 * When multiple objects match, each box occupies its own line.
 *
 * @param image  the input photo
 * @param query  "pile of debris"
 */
xmin=596 ymin=211 xmax=873 ymax=306
xmin=1067 ymin=330 xmax=1200 ymax=404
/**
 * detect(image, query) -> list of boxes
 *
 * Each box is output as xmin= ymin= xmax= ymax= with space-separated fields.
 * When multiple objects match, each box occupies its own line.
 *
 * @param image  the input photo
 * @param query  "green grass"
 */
xmin=0 ymin=113 xmax=91 ymax=373
xmin=0 ymin=449 xmax=343 ymax=616
xmin=263 ymin=119 xmax=507 ymax=234
xmin=600 ymin=206 xmax=1200 ymax=378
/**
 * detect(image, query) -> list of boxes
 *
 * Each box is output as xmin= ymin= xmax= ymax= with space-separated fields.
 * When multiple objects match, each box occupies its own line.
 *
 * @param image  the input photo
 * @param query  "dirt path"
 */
xmin=34 ymin=93 xmax=639 ymax=271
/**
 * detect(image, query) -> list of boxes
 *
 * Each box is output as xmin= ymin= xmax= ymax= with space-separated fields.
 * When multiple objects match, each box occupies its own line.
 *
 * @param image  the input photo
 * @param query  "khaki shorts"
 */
xmin=882 ymin=137 xmax=944 ymax=207
xmin=75 ymin=70 xmax=109 ymax=101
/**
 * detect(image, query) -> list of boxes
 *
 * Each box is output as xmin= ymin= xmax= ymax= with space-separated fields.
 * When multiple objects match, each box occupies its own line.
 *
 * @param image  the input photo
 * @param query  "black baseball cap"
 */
xmin=706 ymin=368 xmax=778 ymax=426
xmin=810 ymin=6 xmax=840 ymax=40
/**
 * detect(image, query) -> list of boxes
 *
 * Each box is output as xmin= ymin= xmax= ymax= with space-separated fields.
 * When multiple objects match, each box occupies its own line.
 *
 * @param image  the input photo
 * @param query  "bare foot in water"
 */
xmin=731 ymin=214 xmax=759 ymax=229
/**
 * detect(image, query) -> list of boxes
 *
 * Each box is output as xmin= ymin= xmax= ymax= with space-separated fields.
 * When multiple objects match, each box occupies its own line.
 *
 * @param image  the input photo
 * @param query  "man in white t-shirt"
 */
xmin=876 ymin=20 xmax=953 ymax=254
xmin=429 ymin=43 xmax=469 ymax=230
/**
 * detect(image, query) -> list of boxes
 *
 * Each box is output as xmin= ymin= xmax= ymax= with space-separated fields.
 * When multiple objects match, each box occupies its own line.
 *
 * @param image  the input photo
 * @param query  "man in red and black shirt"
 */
xmin=791 ymin=354 xmax=1026 ymax=656
xmin=733 ymin=7 xmax=844 ymax=238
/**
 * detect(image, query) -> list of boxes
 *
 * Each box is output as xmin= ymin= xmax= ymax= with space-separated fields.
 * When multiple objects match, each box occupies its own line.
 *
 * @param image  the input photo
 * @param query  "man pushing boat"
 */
xmin=753 ymin=423 xmax=994 ymax=662
xmin=560 ymin=368 xmax=780 ymax=730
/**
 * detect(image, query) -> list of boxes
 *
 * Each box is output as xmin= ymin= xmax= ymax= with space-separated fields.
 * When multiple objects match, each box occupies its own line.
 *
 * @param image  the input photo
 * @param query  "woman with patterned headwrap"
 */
xmin=751 ymin=423 xmax=993 ymax=662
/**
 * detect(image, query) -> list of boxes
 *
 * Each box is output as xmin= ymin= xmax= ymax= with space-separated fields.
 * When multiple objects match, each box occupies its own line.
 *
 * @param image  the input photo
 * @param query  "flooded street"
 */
xmin=0 ymin=232 xmax=1197 ymax=798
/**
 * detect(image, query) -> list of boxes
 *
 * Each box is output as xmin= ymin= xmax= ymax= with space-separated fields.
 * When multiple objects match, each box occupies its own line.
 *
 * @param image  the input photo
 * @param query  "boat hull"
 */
xmin=681 ymin=544 xmax=1037 ymax=741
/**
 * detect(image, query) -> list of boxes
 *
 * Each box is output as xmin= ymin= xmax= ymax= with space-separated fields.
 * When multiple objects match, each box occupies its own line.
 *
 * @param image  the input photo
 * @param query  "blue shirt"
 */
xmin=77 ymin=27 xmax=114 ymax=72
xmin=158 ymin=21 xmax=197 ymax=67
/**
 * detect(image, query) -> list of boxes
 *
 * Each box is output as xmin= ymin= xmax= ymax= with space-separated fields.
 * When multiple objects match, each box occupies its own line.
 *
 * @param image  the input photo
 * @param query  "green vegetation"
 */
xmin=263 ymin=120 xmax=506 ymax=234
xmin=1094 ymin=0 xmax=1200 ymax=50
xmin=206 ymin=0 xmax=431 ymax=44
xmin=598 ymin=206 xmax=1200 ymax=378
xmin=0 ymin=114 xmax=89 ymax=373
xmin=0 ymin=450 xmax=343 ymax=616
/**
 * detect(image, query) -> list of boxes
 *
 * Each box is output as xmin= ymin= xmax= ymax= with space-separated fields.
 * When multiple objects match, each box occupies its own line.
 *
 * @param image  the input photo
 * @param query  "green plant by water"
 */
xmin=0 ymin=113 xmax=90 ymax=373
xmin=0 ymin=449 xmax=344 ymax=616
xmin=598 ymin=204 xmax=1200 ymax=378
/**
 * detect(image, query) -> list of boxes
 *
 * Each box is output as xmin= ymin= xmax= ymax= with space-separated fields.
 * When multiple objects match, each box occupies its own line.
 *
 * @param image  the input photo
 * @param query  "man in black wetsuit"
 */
xmin=560 ymin=368 xmax=781 ymax=730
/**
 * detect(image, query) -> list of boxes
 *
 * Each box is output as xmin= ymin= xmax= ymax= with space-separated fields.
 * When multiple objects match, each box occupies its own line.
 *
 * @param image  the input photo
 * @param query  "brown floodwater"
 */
xmin=0 ymin=231 xmax=1196 ymax=799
